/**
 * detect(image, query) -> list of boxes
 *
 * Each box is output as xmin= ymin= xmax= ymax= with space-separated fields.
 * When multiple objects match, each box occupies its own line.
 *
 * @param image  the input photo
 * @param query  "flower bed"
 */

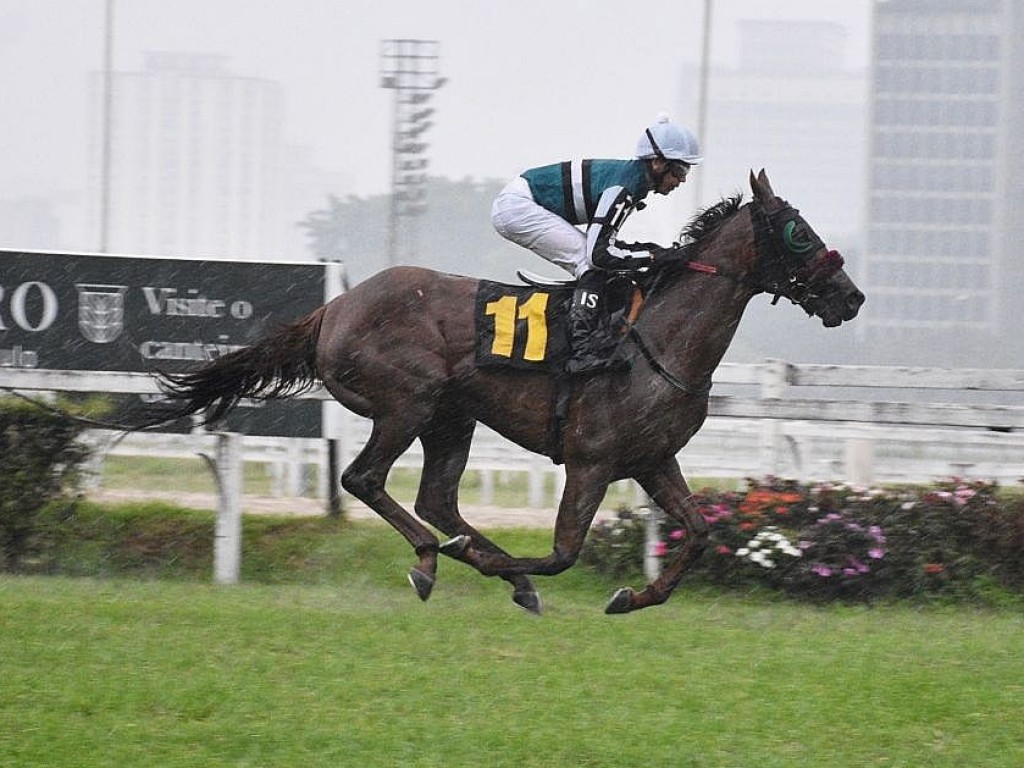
xmin=580 ymin=478 xmax=1024 ymax=603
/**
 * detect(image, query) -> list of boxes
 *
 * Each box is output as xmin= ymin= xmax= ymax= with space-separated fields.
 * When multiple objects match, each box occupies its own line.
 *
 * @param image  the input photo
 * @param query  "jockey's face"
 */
xmin=650 ymin=158 xmax=689 ymax=195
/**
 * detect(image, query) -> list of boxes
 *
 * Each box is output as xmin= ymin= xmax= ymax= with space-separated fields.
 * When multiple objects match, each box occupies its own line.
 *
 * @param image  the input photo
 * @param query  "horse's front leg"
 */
xmin=457 ymin=465 xmax=608 ymax=580
xmin=605 ymin=459 xmax=709 ymax=614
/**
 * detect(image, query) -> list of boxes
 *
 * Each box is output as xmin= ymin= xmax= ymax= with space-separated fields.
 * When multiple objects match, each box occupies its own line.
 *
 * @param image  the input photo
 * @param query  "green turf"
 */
xmin=3 ymin=566 xmax=1022 ymax=767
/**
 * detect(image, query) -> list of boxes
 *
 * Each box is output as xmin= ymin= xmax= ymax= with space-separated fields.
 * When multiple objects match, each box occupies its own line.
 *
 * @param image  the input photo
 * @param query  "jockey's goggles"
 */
xmin=667 ymin=161 xmax=691 ymax=181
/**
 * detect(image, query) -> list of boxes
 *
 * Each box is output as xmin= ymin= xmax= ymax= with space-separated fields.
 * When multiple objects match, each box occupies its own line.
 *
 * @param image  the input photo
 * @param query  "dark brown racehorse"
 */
xmin=155 ymin=170 xmax=864 ymax=614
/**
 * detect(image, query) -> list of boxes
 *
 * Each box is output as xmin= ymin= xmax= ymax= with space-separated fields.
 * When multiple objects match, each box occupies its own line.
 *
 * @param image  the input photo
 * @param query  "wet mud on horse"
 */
xmin=154 ymin=170 xmax=864 ymax=614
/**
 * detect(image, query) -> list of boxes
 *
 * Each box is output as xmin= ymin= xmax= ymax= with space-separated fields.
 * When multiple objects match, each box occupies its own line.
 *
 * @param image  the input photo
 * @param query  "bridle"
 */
xmin=626 ymin=198 xmax=845 ymax=395
xmin=678 ymin=199 xmax=844 ymax=313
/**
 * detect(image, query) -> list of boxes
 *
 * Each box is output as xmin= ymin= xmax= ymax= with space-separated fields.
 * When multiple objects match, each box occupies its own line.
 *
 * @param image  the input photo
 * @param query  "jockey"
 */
xmin=491 ymin=114 xmax=702 ymax=374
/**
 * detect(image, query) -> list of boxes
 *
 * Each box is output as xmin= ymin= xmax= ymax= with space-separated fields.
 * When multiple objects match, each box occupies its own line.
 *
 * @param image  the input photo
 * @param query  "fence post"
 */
xmin=644 ymin=502 xmax=663 ymax=582
xmin=322 ymin=259 xmax=348 ymax=518
xmin=528 ymin=454 xmax=546 ymax=508
xmin=479 ymin=469 xmax=494 ymax=505
xmin=214 ymin=431 xmax=242 ymax=585
xmin=759 ymin=359 xmax=791 ymax=475
xmin=844 ymin=438 xmax=875 ymax=486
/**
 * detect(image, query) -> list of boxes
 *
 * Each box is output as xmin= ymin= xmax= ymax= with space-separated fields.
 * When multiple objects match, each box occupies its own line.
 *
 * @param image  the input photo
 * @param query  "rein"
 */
xmin=681 ymin=260 xmax=720 ymax=276
xmin=627 ymin=325 xmax=713 ymax=397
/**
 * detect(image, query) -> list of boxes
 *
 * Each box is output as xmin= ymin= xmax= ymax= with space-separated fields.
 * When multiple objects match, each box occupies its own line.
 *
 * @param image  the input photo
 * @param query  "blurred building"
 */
xmin=88 ymin=52 xmax=285 ymax=259
xmin=862 ymin=0 xmax=1024 ymax=364
xmin=693 ymin=21 xmax=868 ymax=246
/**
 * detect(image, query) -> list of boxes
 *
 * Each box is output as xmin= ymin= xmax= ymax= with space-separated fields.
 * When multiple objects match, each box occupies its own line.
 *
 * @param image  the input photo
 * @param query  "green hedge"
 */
xmin=581 ymin=477 xmax=1024 ymax=604
xmin=0 ymin=398 xmax=91 ymax=569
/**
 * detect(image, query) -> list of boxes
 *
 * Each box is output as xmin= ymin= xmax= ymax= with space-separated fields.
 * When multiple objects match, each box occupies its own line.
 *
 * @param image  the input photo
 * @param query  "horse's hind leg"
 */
xmin=414 ymin=413 xmax=542 ymax=614
xmin=341 ymin=418 xmax=442 ymax=601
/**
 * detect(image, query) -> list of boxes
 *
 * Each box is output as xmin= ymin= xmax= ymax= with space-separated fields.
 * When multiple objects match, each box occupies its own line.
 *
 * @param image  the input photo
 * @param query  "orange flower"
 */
xmin=923 ymin=563 xmax=945 ymax=575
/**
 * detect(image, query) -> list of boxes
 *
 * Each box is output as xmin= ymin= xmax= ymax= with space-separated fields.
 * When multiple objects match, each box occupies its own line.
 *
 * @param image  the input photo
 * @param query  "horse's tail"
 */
xmin=145 ymin=306 xmax=327 ymax=427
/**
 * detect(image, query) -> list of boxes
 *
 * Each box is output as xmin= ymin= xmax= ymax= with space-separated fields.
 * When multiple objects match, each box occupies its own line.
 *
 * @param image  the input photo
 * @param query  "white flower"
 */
xmin=736 ymin=526 xmax=802 ymax=568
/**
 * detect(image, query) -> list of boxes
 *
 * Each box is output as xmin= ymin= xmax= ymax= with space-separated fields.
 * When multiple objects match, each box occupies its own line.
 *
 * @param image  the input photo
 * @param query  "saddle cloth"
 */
xmin=474 ymin=281 xmax=573 ymax=372
xmin=474 ymin=277 xmax=639 ymax=373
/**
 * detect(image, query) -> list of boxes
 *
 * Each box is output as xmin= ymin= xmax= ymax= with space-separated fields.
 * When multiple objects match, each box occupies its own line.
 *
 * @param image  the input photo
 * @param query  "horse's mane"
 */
xmin=677 ymin=193 xmax=745 ymax=252
xmin=640 ymin=193 xmax=745 ymax=288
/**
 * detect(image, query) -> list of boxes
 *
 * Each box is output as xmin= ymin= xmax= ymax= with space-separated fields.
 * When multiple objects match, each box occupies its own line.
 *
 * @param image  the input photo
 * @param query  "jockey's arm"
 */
xmin=585 ymin=186 xmax=663 ymax=271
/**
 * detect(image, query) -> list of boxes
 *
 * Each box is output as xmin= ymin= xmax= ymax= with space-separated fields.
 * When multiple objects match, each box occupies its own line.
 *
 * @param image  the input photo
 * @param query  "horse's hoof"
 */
xmin=604 ymin=587 xmax=635 ymax=615
xmin=513 ymin=590 xmax=543 ymax=615
xmin=407 ymin=568 xmax=435 ymax=602
xmin=438 ymin=535 xmax=471 ymax=558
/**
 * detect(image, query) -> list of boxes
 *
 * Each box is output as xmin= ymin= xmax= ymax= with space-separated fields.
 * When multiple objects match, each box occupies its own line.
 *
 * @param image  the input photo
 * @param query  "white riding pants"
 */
xmin=491 ymin=176 xmax=589 ymax=278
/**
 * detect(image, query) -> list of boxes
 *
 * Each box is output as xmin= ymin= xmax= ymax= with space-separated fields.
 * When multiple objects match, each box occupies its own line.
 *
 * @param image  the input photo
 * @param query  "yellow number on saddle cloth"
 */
xmin=474 ymin=281 xmax=568 ymax=371
xmin=485 ymin=292 xmax=549 ymax=361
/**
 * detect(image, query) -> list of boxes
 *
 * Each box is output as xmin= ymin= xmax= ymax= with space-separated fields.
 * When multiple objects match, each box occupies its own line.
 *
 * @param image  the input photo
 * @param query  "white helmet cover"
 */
xmin=636 ymin=114 xmax=703 ymax=165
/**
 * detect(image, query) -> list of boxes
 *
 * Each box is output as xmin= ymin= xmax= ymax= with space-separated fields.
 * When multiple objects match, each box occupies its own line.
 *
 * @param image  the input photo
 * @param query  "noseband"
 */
xmin=676 ymin=200 xmax=844 ymax=314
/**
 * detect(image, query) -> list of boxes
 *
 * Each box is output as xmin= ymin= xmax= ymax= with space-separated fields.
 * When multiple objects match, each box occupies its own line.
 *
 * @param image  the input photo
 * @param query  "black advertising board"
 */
xmin=0 ymin=250 xmax=326 ymax=437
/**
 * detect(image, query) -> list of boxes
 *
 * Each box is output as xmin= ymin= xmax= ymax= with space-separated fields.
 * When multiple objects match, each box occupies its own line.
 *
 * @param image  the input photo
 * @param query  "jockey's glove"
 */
xmin=652 ymin=243 xmax=687 ymax=263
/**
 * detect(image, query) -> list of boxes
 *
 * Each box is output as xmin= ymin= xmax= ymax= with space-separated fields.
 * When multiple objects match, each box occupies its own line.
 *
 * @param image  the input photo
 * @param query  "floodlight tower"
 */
xmin=379 ymin=39 xmax=446 ymax=265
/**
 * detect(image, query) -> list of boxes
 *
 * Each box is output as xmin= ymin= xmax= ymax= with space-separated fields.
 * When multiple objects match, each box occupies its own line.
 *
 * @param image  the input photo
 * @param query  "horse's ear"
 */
xmin=750 ymin=168 xmax=775 ymax=201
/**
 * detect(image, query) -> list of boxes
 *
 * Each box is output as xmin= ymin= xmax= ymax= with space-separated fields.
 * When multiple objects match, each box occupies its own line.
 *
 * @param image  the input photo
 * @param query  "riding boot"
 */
xmin=565 ymin=272 xmax=626 ymax=375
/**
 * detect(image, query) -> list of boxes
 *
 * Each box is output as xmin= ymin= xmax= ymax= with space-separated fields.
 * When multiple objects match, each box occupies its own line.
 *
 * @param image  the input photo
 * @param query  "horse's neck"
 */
xmin=640 ymin=267 xmax=752 ymax=383
xmin=640 ymin=207 xmax=757 ymax=381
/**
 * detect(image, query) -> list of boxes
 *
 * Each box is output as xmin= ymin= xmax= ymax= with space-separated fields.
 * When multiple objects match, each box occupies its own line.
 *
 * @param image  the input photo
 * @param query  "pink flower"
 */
xmin=669 ymin=529 xmax=685 ymax=540
xmin=868 ymin=548 xmax=884 ymax=560
xmin=716 ymin=545 xmax=732 ymax=555
xmin=653 ymin=541 xmax=668 ymax=557
xmin=812 ymin=564 xmax=833 ymax=577
xmin=954 ymin=487 xmax=976 ymax=506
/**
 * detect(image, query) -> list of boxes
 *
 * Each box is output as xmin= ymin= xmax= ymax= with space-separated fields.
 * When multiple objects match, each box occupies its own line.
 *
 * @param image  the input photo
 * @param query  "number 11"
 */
xmin=485 ymin=292 xmax=550 ymax=362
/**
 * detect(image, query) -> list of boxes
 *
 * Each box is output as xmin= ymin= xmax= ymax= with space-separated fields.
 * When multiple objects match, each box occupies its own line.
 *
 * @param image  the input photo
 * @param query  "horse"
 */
xmin=153 ymin=170 xmax=864 ymax=615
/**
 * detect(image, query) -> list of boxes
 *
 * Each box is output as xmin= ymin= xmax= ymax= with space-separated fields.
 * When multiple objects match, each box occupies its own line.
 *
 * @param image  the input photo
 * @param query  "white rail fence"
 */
xmin=4 ymin=362 xmax=1022 ymax=582
xmin=86 ymin=413 xmax=1024 ymax=507
xmin=7 ymin=362 xmax=1024 ymax=503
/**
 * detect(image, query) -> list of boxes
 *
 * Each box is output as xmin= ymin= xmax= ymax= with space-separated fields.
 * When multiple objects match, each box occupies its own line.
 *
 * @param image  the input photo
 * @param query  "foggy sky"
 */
xmin=1 ymin=0 xmax=871 ymax=232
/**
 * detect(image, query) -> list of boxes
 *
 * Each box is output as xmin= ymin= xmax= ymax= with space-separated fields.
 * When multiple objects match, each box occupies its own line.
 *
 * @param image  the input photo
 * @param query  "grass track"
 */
xmin=3 ymin=561 xmax=1023 ymax=767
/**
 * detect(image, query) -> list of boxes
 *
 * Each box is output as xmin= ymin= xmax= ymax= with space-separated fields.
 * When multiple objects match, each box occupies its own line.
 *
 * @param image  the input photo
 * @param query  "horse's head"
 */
xmin=746 ymin=169 xmax=865 ymax=327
